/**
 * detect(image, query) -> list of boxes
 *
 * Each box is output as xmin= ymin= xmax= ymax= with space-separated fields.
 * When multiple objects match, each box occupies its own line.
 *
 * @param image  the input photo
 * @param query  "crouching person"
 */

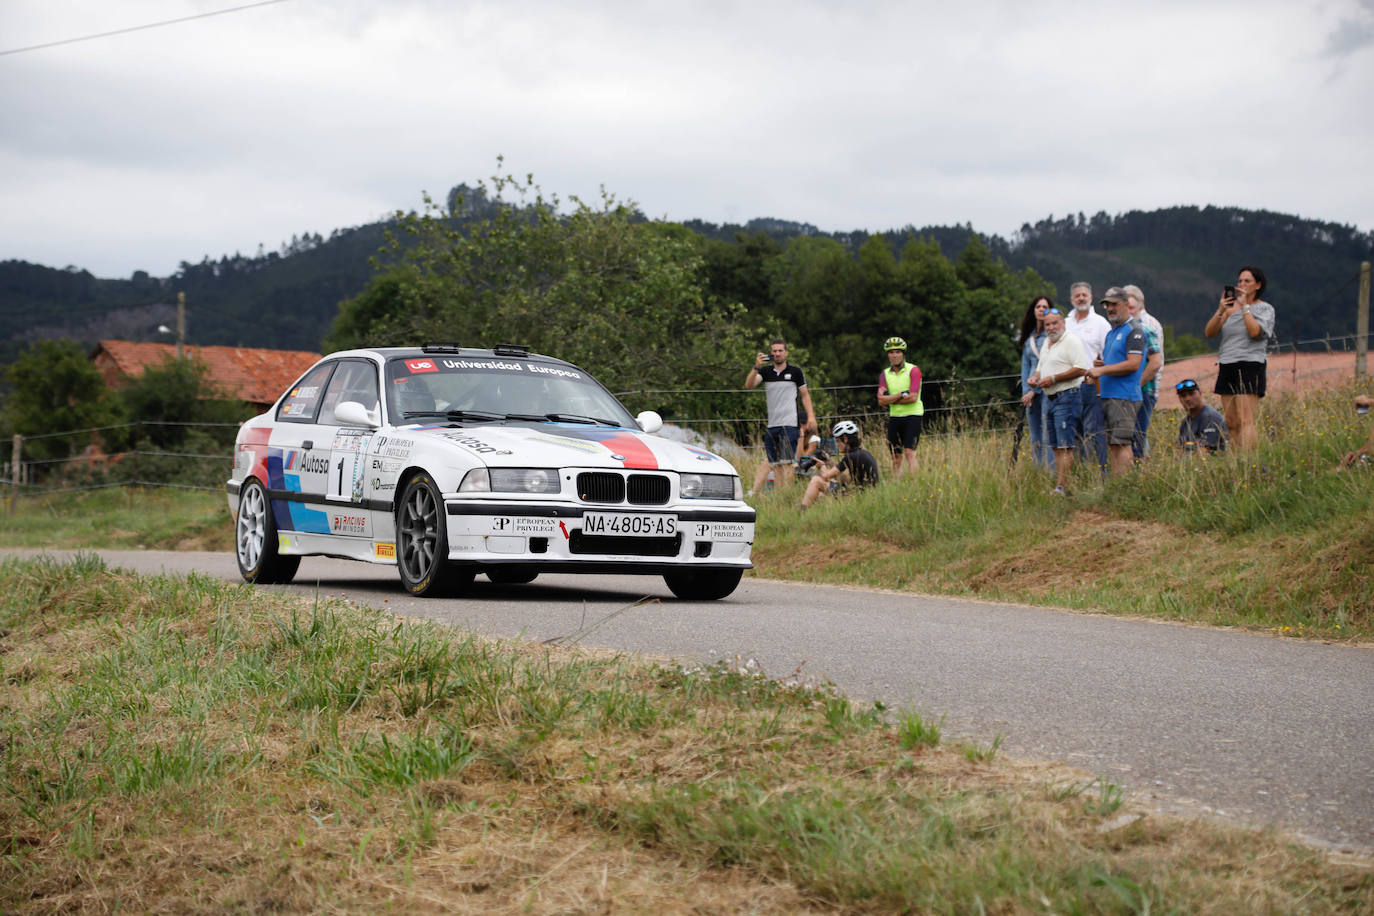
xmin=801 ymin=421 xmax=880 ymax=509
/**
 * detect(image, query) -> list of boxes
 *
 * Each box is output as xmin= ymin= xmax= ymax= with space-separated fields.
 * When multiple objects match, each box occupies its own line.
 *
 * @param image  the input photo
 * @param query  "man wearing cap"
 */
xmin=876 ymin=336 xmax=923 ymax=478
xmin=1064 ymin=281 xmax=1111 ymax=476
xmin=1175 ymin=379 xmax=1227 ymax=454
xmin=745 ymin=338 xmax=817 ymax=497
xmin=1027 ymin=307 xmax=1093 ymax=494
xmin=1086 ymin=287 xmax=1146 ymax=477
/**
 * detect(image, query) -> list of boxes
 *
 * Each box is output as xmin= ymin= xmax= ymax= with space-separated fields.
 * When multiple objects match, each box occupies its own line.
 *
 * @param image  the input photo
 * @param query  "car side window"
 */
xmin=276 ymin=362 xmax=337 ymax=423
xmin=318 ymin=359 xmax=380 ymax=426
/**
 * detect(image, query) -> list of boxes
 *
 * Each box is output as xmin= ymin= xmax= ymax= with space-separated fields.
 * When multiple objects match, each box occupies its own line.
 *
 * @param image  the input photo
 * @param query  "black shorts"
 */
xmin=886 ymin=415 xmax=923 ymax=453
xmin=1215 ymin=361 xmax=1267 ymax=398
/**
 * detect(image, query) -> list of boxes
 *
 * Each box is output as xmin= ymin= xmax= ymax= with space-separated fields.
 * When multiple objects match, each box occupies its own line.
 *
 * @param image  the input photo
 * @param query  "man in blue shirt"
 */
xmin=1086 ymin=287 xmax=1145 ymax=477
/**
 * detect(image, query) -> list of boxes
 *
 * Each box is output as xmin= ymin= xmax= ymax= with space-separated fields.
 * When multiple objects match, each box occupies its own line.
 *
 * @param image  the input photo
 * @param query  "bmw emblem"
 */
xmin=610 ymin=453 xmax=626 ymax=460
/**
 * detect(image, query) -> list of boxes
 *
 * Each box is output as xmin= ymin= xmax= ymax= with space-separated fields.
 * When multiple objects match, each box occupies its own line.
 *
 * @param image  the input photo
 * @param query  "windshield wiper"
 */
xmin=403 ymin=409 xmax=503 ymax=422
xmin=542 ymin=413 xmax=619 ymax=426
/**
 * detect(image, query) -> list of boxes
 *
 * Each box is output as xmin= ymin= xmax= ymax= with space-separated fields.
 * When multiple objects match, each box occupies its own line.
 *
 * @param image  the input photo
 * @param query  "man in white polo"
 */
xmin=1027 ymin=306 xmax=1093 ymax=495
xmin=1063 ymin=281 xmax=1110 ymax=477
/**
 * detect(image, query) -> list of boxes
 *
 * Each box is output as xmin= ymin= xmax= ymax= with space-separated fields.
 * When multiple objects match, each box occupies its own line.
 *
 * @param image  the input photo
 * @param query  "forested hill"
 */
xmin=2 ymin=203 xmax=1370 ymax=369
xmin=1000 ymin=207 xmax=1374 ymax=346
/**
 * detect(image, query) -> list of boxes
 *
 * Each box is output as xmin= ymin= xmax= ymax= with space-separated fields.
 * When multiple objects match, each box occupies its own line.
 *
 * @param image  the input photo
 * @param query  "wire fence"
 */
xmin=3 ymin=328 xmax=1369 ymax=505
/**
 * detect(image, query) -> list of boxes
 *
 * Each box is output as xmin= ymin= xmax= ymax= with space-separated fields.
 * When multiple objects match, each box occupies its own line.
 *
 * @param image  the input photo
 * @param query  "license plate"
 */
xmin=581 ymin=512 xmax=677 ymax=536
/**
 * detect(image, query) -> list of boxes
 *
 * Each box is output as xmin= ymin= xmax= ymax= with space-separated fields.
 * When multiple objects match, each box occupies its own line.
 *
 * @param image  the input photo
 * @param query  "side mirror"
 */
xmin=335 ymin=400 xmax=380 ymax=428
xmin=636 ymin=410 xmax=663 ymax=434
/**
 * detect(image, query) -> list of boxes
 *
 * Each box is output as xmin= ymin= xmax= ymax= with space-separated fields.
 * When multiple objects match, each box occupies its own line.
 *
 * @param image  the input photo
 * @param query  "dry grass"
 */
xmin=2 ymin=556 xmax=1370 ymax=913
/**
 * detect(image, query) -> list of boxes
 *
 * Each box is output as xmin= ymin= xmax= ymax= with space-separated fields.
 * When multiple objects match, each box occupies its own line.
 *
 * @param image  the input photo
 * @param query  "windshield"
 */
xmin=384 ymin=355 xmax=638 ymax=427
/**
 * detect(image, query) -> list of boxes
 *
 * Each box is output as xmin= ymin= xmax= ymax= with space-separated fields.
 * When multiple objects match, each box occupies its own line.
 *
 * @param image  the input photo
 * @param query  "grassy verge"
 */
xmin=2 ymin=384 xmax=1370 ymax=640
xmin=0 ymin=486 xmax=232 ymax=551
xmin=750 ymin=384 xmax=1374 ymax=641
xmin=2 ymin=556 xmax=1368 ymax=912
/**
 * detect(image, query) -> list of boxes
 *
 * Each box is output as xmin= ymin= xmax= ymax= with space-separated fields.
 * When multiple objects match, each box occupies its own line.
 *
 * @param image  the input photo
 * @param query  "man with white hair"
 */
xmin=1123 ymin=284 xmax=1164 ymax=460
xmin=1064 ymin=281 xmax=1110 ymax=476
xmin=1027 ymin=306 xmax=1093 ymax=495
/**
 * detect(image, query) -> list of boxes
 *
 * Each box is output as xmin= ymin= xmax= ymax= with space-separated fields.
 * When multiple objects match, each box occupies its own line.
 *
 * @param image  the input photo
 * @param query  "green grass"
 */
xmin=748 ymin=384 xmax=1374 ymax=640
xmin=0 ymin=486 xmax=232 ymax=550
xmin=2 ymin=385 xmax=1371 ymax=640
xmin=1 ymin=556 xmax=1369 ymax=912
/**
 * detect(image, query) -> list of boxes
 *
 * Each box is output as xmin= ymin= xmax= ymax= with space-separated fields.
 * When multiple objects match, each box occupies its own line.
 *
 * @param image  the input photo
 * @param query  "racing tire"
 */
xmin=486 ymin=567 xmax=539 ymax=585
xmin=663 ymin=567 xmax=743 ymax=601
xmin=235 ymin=478 xmax=300 ymax=585
xmin=396 ymin=473 xmax=473 ymax=598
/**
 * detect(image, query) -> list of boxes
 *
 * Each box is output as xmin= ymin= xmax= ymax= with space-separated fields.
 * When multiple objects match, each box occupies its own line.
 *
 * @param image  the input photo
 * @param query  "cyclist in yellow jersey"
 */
xmin=876 ymin=336 xmax=923 ymax=478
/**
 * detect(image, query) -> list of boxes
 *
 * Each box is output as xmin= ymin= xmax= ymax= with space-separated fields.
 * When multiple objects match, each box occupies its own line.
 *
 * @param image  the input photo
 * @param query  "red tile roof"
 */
xmin=1156 ymin=350 xmax=1367 ymax=411
xmin=92 ymin=340 xmax=322 ymax=406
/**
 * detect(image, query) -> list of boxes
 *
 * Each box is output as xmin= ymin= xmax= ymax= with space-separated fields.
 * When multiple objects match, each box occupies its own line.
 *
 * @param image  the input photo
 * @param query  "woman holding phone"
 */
xmin=1204 ymin=266 xmax=1275 ymax=450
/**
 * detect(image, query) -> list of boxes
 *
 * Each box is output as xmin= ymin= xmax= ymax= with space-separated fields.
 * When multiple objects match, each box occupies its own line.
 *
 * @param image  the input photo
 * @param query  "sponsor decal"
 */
xmin=692 ymin=521 xmax=751 ymax=542
xmin=332 ymin=429 xmax=370 ymax=449
xmin=491 ymin=516 xmax=557 ymax=535
xmin=375 ymin=542 xmax=396 ymax=559
xmin=527 ymin=432 xmax=602 ymax=454
xmin=278 ymin=534 xmax=293 ymax=548
xmin=371 ymin=478 xmax=396 ymax=492
xmin=441 ymin=432 xmax=503 ymax=454
xmin=527 ymin=364 xmax=583 ymax=380
xmin=330 ymin=512 xmax=368 ymax=535
xmin=439 ymin=358 xmax=526 ymax=371
xmin=373 ymin=436 xmax=414 ymax=459
xmin=295 ymin=385 xmax=320 ymax=398
xmin=404 ymin=358 xmax=439 ymax=373
xmin=370 ymin=457 xmax=402 ymax=473
xmin=284 ymin=450 xmax=330 ymax=475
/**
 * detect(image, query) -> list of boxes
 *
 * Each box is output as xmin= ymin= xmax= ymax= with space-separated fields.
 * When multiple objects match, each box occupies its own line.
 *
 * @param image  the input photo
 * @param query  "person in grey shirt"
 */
xmin=1204 ymin=265 xmax=1275 ymax=450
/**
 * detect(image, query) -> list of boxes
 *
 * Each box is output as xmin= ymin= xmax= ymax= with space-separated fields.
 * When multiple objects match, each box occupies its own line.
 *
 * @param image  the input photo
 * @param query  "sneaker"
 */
xmin=1050 ymin=486 xmax=1068 ymax=497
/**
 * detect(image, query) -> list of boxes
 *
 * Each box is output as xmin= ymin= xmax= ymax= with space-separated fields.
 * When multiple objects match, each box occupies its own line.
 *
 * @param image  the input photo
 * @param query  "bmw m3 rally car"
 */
xmin=226 ymin=344 xmax=754 ymax=599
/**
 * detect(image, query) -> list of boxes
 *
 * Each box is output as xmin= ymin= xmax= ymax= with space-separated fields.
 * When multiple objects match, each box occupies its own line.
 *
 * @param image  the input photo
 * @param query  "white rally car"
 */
xmin=226 ymin=344 xmax=754 ymax=599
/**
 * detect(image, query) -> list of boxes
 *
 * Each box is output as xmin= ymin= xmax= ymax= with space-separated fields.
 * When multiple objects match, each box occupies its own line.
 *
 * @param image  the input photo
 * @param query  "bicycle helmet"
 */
xmin=832 ymin=420 xmax=859 ymax=438
xmin=883 ymin=336 xmax=907 ymax=352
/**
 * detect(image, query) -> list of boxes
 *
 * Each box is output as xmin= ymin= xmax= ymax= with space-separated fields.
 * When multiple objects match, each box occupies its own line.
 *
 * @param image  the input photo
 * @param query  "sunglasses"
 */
xmin=1044 ymin=307 xmax=1062 ymax=315
xmin=1175 ymin=380 xmax=1200 ymax=392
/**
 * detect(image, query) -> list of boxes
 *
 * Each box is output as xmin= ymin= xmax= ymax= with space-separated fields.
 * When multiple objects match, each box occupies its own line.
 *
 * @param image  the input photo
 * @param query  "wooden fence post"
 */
xmin=1357 ymin=261 xmax=1370 ymax=383
xmin=9 ymin=434 xmax=20 ymax=516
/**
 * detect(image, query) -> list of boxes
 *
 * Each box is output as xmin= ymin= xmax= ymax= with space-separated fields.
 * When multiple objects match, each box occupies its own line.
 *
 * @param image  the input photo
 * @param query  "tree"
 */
xmin=111 ymin=355 xmax=249 ymax=450
xmin=327 ymin=166 xmax=758 ymax=421
xmin=1 ymin=339 xmax=121 ymax=462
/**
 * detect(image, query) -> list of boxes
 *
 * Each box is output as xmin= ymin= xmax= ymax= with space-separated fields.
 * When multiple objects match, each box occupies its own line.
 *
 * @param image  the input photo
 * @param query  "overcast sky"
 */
xmin=3 ymin=0 xmax=1372 ymax=279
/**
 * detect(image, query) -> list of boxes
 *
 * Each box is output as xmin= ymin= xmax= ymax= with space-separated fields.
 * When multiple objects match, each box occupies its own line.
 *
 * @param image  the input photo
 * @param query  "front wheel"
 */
xmin=396 ymin=473 xmax=472 ymax=598
xmin=235 ymin=478 xmax=300 ymax=584
xmin=663 ymin=567 xmax=743 ymax=601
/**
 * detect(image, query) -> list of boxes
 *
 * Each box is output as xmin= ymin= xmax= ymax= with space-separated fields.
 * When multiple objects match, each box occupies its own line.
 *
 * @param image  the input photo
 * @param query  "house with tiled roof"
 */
xmin=90 ymin=340 xmax=321 ymax=409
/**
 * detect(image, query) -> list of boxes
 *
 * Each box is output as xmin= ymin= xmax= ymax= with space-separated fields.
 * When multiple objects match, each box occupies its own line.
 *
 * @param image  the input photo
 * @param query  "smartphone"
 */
xmin=1223 ymin=285 xmax=1236 ymax=300
xmin=1359 ymin=405 xmax=1371 ymax=415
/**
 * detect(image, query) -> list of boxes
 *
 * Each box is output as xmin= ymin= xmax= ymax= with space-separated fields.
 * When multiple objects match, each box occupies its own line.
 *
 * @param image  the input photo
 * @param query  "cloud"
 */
xmin=1323 ymin=0 xmax=1374 ymax=56
xmin=1 ymin=0 xmax=1371 ymax=278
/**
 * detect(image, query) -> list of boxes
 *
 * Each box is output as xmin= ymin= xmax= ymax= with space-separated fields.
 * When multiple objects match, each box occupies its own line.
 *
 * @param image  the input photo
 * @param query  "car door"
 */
xmin=317 ymin=358 xmax=381 ymax=540
xmin=267 ymin=360 xmax=339 ymax=538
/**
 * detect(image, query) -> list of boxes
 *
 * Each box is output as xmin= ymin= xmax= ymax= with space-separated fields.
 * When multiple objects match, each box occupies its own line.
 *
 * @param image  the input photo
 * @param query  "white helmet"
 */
xmin=831 ymin=420 xmax=859 ymax=438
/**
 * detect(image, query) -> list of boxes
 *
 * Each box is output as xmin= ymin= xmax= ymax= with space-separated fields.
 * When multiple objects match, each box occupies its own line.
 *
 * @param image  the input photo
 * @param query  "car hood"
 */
xmin=402 ymin=422 xmax=736 ymax=474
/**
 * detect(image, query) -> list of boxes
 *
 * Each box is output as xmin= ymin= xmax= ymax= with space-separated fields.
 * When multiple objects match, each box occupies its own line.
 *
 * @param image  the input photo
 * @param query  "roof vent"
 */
xmin=421 ymin=343 xmax=463 ymax=354
xmin=492 ymin=344 xmax=531 ymax=358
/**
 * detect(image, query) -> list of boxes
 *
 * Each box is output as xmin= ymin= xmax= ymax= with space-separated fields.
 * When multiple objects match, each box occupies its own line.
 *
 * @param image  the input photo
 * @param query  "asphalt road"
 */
xmin=11 ymin=548 xmax=1372 ymax=854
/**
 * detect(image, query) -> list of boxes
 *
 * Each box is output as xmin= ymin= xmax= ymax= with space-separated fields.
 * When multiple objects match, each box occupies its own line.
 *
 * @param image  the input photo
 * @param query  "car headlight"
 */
xmin=460 ymin=468 xmax=561 ymax=494
xmin=680 ymin=472 xmax=737 ymax=500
